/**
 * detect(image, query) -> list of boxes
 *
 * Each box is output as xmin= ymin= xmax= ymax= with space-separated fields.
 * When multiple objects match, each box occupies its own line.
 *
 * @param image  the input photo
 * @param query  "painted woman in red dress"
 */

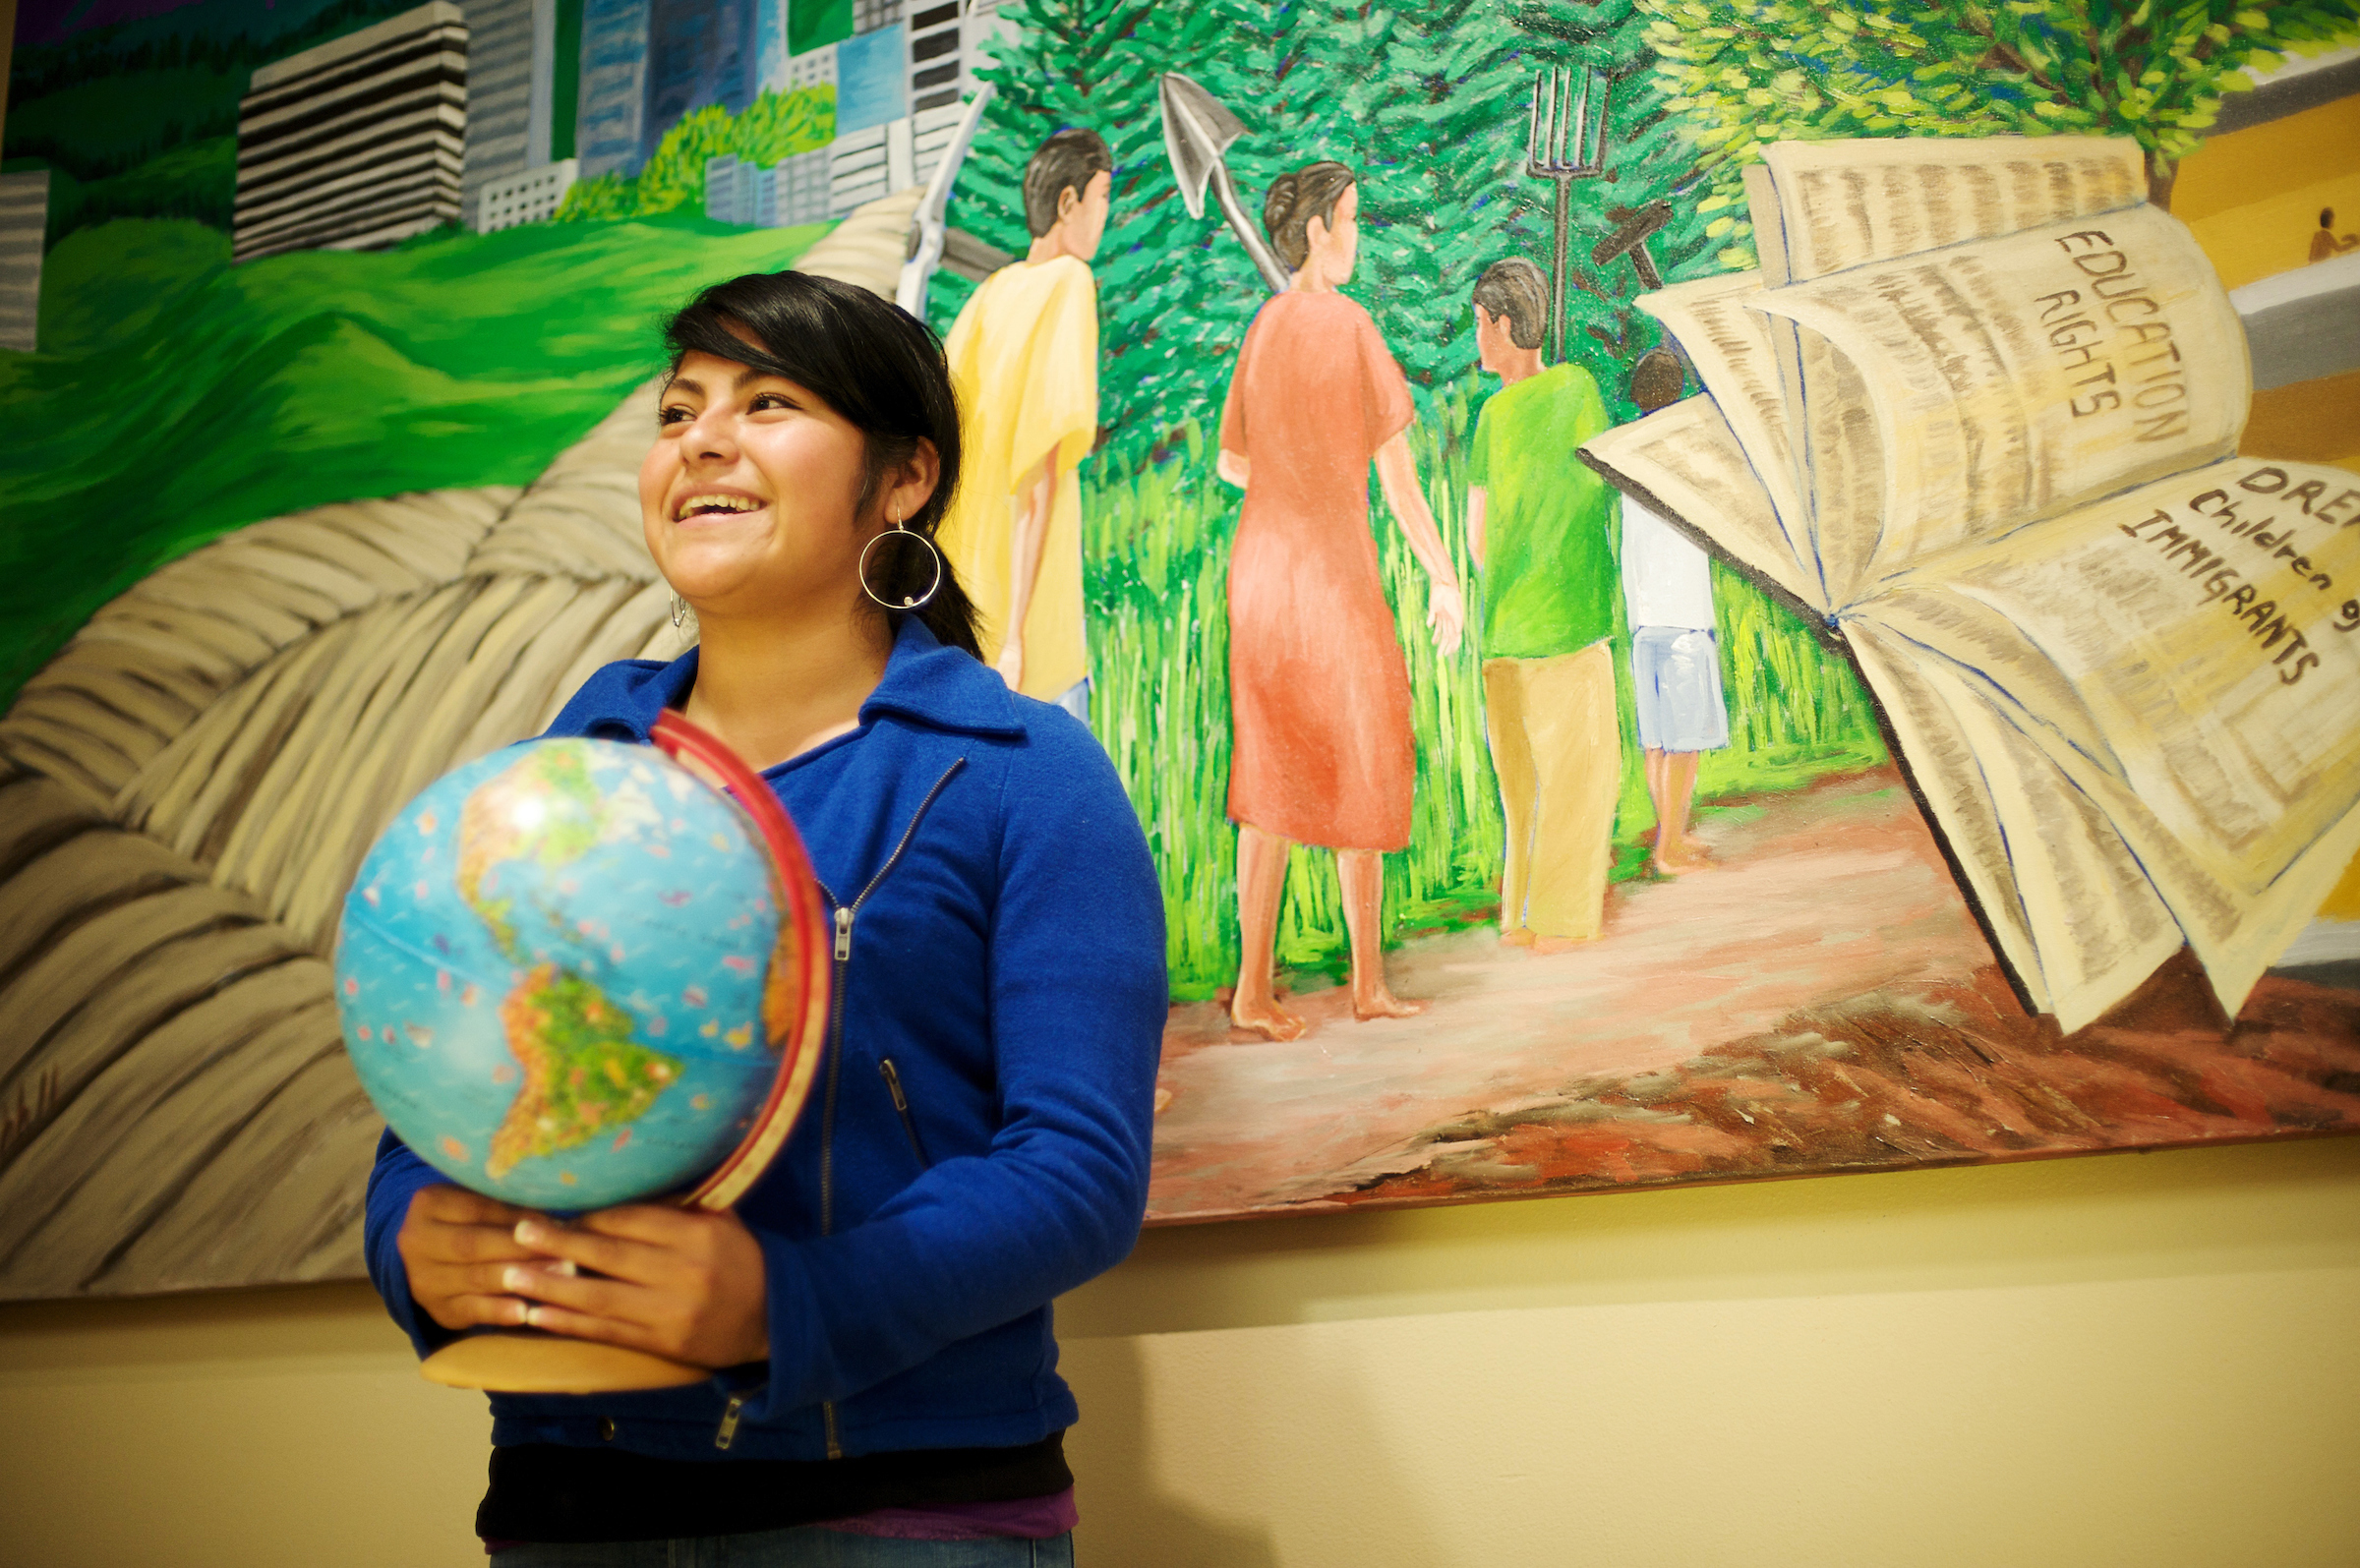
xmin=1215 ymin=162 xmax=1466 ymax=1041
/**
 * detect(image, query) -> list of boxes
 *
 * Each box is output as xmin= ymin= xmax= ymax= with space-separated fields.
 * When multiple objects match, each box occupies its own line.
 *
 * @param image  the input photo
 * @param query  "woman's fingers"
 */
xmin=516 ymin=1301 xmax=662 ymax=1353
xmin=502 ymin=1264 xmax=702 ymax=1362
xmin=419 ymin=1216 xmax=540 ymax=1266
xmin=413 ymin=1185 xmax=537 ymax=1229
xmin=442 ymin=1292 xmax=534 ymax=1329
xmin=574 ymin=1203 xmax=709 ymax=1245
xmin=502 ymin=1262 xmax=647 ymax=1321
xmin=500 ymin=1206 xmax=768 ymax=1367
xmin=512 ymin=1216 xmax=667 ymax=1283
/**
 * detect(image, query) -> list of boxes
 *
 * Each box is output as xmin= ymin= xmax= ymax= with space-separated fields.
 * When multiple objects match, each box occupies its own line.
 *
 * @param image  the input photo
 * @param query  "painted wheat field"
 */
xmin=1083 ymin=375 xmax=1889 ymax=1000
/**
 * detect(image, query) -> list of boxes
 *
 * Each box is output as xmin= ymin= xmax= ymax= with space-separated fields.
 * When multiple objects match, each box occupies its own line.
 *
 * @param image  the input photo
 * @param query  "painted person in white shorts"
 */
xmin=1619 ymin=348 xmax=1728 ymax=875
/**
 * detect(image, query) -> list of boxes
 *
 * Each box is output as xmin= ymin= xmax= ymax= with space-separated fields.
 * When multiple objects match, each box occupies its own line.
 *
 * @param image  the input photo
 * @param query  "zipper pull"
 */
xmin=833 ymin=905 xmax=853 ymax=961
xmin=716 ymin=1393 xmax=746 ymax=1450
xmin=879 ymin=1057 xmax=909 ymax=1112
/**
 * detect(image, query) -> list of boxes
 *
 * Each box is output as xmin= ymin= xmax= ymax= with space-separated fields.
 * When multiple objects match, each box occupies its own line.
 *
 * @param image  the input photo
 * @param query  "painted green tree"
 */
xmin=556 ymin=87 xmax=836 ymax=221
xmin=947 ymin=0 xmax=1719 ymax=450
xmin=943 ymin=0 xmax=1885 ymax=993
xmin=1639 ymin=0 xmax=2360 ymax=263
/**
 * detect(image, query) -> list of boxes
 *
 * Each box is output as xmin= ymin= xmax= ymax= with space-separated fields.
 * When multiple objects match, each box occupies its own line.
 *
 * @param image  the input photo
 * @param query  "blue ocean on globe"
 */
xmin=335 ymin=737 xmax=785 ymax=1209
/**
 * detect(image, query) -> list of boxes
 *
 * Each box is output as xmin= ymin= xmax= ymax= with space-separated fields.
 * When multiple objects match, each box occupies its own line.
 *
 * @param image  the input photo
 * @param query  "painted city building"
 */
xmin=232 ymin=1 xmax=472 ymax=262
xmin=478 ymin=158 xmax=582 ymax=230
xmin=0 ymin=172 xmax=48 ymax=353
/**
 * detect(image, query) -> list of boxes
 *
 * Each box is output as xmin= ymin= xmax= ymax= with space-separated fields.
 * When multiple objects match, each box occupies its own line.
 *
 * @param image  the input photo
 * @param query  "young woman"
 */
xmin=364 ymin=270 xmax=1168 ymax=1563
xmin=1214 ymin=160 xmax=1465 ymax=1042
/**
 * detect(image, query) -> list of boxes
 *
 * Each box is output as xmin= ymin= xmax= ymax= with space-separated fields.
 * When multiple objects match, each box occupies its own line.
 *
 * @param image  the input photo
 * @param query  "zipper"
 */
xmin=878 ymin=1057 xmax=930 ymax=1166
xmin=817 ymin=754 xmax=965 ymax=1235
xmin=811 ymin=756 xmax=965 ymax=1461
xmin=716 ymin=1393 xmax=746 ymax=1450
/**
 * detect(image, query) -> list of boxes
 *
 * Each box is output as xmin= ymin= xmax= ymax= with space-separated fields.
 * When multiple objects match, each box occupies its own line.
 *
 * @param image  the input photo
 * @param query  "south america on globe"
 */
xmin=336 ymin=738 xmax=796 ymax=1209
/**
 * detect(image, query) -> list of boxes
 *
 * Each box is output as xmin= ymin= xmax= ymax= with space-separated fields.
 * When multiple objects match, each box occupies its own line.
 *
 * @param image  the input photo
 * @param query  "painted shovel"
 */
xmin=1158 ymin=72 xmax=1292 ymax=295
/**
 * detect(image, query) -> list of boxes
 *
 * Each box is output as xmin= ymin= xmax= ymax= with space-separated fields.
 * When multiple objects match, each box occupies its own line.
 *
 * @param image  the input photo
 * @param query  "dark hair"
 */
xmin=1630 ymin=346 xmax=1685 ymax=414
xmin=1472 ymin=259 xmax=1548 ymax=351
xmin=1263 ymin=160 xmax=1356 ymax=271
xmin=661 ymin=270 xmax=981 ymax=658
xmin=1022 ymin=128 xmax=1113 ymax=239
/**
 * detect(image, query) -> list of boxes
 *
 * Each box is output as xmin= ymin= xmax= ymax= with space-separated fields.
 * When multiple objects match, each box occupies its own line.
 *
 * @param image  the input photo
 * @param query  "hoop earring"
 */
xmin=858 ymin=516 xmax=944 ymax=611
xmin=669 ymin=591 xmax=691 ymax=629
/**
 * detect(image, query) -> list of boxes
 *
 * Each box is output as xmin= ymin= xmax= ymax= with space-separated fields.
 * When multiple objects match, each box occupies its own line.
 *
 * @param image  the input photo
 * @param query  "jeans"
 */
xmin=492 ymin=1531 xmax=1074 ymax=1567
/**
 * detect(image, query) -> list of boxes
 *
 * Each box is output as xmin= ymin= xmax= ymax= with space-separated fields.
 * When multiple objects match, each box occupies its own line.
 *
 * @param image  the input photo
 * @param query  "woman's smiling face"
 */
xmin=640 ymin=348 xmax=873 ymax=618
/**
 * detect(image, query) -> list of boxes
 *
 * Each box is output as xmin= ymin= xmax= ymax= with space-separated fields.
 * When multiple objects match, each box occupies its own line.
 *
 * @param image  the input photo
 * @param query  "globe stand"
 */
xmin=421 ymin=1331 xmax=709 ymax=1393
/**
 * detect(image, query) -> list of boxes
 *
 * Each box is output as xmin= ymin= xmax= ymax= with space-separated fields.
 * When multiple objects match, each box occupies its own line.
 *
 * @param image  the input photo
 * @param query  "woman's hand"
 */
xmin=502 ymin=1205 xmax=771 ymax=1369
xmin=1426 ymin=576 xmax=1465 ymax=659
xmin=397 ymin=1185 xmax=548 ymax=1332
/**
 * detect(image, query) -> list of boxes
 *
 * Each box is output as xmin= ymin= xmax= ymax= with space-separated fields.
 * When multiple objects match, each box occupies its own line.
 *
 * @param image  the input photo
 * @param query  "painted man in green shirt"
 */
xmin=1466 ymin=259 xmax=1620 ymax=947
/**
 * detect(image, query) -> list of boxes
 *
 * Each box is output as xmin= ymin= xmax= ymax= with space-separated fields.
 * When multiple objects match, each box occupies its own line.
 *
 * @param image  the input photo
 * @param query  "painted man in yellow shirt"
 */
xmin=938 ymin=128 xmax=1113 ymax=719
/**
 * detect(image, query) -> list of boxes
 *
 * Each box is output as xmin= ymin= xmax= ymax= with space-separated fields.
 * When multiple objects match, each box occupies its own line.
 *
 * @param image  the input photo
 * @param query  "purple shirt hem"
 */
xmin=818 ymin=1487 xmax=1079 ymax=1541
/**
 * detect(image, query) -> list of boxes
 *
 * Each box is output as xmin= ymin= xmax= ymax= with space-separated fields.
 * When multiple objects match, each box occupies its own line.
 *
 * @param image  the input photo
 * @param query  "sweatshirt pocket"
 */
xmin=877 ymin=1057 xmax=931 ymax=1169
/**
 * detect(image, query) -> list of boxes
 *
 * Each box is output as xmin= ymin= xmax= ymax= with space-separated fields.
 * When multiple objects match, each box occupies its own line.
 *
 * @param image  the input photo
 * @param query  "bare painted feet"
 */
xmin=1500 ymin=926 xmax=1536 ymax=947
xmin=1530 ymin=932 xmax=1600 ymax=956
xmin=1351 ymin=984 xmax=1427 ymax=1021
xmin=1231 ymin=996 xmax=1308 ymax=1041
xmin=1653 ymin=837 xmax=1717 ymax=875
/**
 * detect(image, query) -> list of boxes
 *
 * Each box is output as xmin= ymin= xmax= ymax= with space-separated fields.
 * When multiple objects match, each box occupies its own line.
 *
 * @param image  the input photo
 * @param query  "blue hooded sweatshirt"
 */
xmin=363 ymin=617 xmax=1167 ymax=1462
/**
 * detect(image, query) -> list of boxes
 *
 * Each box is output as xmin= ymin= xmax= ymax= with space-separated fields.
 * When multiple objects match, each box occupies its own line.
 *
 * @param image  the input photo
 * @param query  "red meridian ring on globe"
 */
xmin=649 ymin=708 xmax=832 ymax=1212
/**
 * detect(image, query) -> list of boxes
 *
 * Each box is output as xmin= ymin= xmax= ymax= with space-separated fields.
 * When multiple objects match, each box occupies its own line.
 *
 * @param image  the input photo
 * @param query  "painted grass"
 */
xmin=0 ymin=212 xmax=826 ymax=706
xmin=1082 ymin=372 xmax=1887 ymax=999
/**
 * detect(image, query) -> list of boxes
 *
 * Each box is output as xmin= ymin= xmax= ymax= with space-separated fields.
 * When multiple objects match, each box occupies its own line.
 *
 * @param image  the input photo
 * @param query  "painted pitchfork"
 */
xmin=1525 ymin=67 xmax=1611 ymax=362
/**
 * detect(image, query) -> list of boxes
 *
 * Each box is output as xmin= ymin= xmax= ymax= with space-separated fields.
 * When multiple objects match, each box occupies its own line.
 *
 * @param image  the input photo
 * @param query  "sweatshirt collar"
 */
xmin=595 ymin=617 xmax=1024 ymax=744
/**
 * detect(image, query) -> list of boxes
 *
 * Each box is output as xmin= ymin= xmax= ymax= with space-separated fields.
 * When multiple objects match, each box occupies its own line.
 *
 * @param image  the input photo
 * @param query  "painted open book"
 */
xmin=1582 ymin=135 xmax=2360 ymax=1033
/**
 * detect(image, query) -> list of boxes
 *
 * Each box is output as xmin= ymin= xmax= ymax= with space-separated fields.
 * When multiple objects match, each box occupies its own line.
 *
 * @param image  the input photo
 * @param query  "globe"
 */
xmin=335 ymin=734 xmax=812 ymax=1211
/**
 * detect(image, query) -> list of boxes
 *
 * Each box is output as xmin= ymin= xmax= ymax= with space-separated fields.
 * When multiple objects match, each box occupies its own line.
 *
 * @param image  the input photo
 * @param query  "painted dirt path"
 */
xmin=1145 ymin=767 xmax=2360 ymax=1219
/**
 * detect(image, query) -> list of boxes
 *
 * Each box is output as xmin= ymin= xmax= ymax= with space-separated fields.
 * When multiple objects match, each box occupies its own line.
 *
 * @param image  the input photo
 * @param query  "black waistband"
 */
xmin=478 ymin=1429 xmax=1072 ymax=1543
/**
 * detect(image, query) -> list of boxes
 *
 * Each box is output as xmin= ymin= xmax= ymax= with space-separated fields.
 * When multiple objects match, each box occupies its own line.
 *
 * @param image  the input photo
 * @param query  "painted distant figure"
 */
xmin=1216 ymin=160 xmax=1465 ymax=1041
xmin=2311 ymin=205 xmax=2358 ymax=264
xmin=938 ymin=128 xmax=1112 ymax=719
xmin=1465 ymin=258 xmax=1618 ymax=948
xmin=1619 ymin=347 xmax=1729 ymax=875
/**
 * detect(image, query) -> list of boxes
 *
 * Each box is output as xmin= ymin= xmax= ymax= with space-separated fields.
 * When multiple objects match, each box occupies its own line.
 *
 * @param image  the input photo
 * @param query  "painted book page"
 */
xmin=1753 ymin=204 xmax=2249 ymax=603
xmin=1636 ymin=271 xmax=1809 ymax=551
xmin=1846 ymin=625 xmax=2184 ymax=1030
xmin=1841 ymin=625 xmax=2049 ymax=1013
xmin=1743 ymin=164 xmax=1792 ymax=286
xmin=1576 ymin=394 xmax=1822 ymax=611
xmin=1862 ymin=458 xmax=2360 ymax=1014
xmin=1758 ymin=135 xmax=2148 ymax=282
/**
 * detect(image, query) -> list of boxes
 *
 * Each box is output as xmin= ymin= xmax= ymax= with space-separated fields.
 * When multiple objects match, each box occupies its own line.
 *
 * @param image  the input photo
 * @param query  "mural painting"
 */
xmin=2 ymin=0 xmax=2358 ymax=1300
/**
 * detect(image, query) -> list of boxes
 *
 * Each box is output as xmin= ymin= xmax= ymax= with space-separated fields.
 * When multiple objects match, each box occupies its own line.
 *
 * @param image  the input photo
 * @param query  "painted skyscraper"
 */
xmin=0 ymin=172 xmax=49 ymax=354
xmin=575 ymin=0 xmax=651 ymax=179
xmin=643 ymin=0 xmax=758 ymax=163
xmin=460 ymin=0 xmax=540 ymax=221
xmin=232 ymin=2 xmax=471 ymax=262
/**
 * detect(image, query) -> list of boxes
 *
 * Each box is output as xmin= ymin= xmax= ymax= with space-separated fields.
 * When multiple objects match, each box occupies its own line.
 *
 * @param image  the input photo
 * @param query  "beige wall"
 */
xmin=5 ymin=1134 xmax=2357 ymax=1565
